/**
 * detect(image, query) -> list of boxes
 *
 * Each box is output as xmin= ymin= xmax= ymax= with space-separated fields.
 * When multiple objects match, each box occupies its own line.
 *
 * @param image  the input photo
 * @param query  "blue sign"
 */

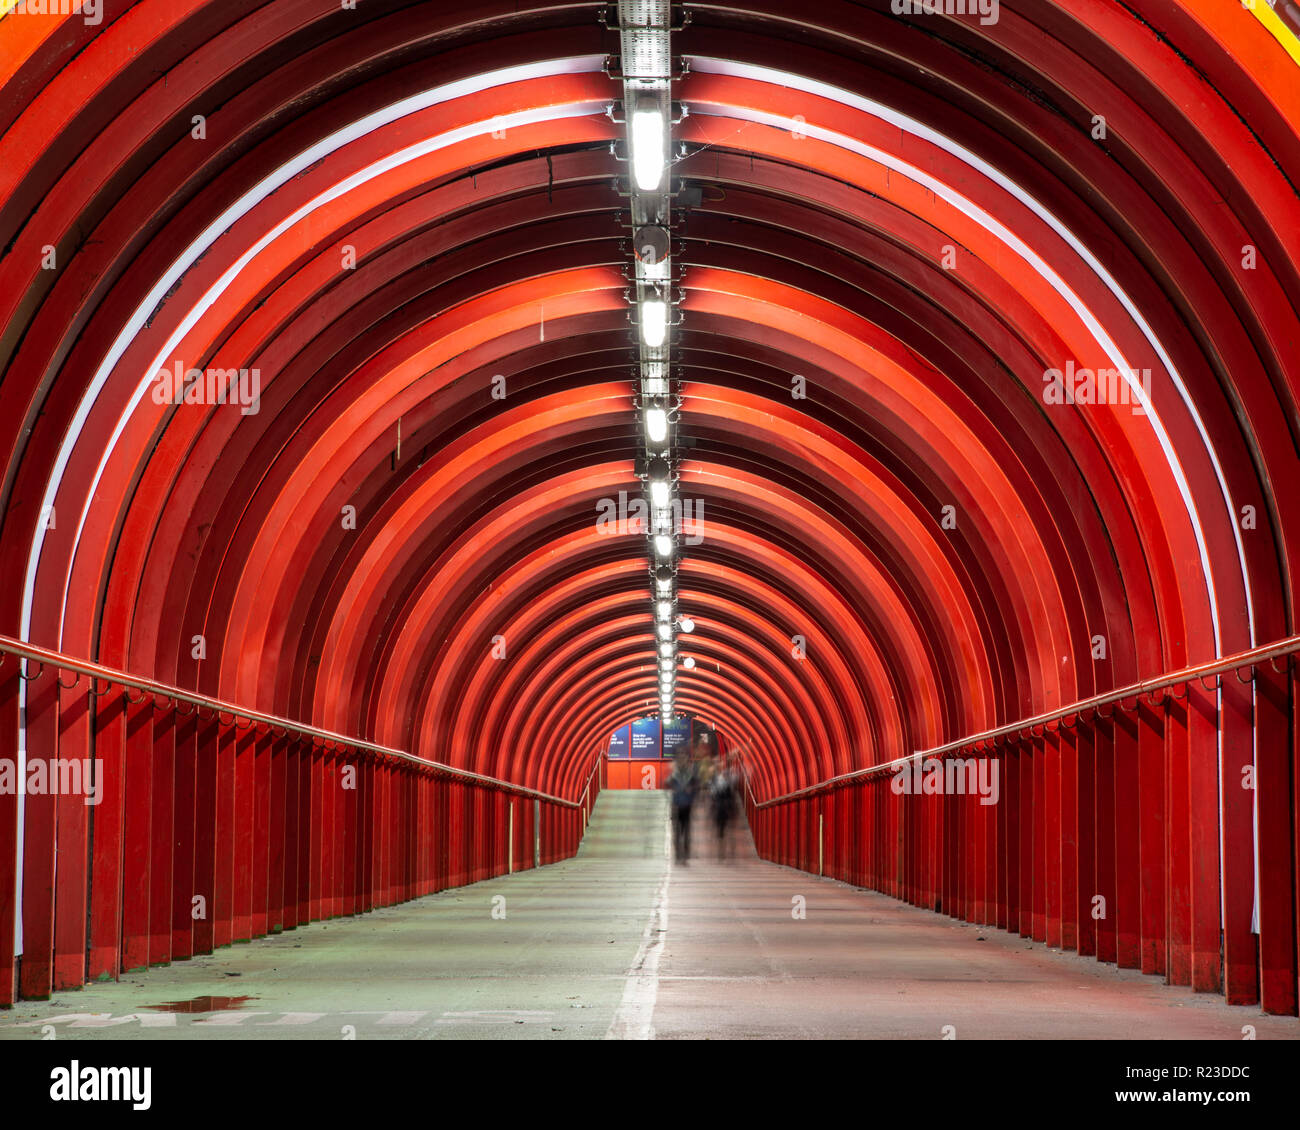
xmin=630 ymin=717 xmax=660 ymax=759
xmin=661 ymin=716 xmax=692 ymax=759
xmin=607 ymin=724 xmax=631 ymax=759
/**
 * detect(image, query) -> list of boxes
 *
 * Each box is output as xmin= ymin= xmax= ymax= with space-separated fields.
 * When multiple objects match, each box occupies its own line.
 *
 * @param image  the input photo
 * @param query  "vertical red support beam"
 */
xmin=250 ymin=728 xmax=271 ymax=936
xmin=52 ymin=677 xmax=91 ymax=989
xmin=378 ymin=761 xmax=390 ymax=899
xmin=822 ymin=793 xmax=832 ymax=880
xmin=941 ymin=780 xmax=956 ymax=915
xmin=347 ymin=751 xmax=358 ymax=910
xmin=328 ymin=748 xmax=342 ymax=917
xmin=960 ymin=786 xmax=973 ymax=921
xmin=1186 ymin=683 xmax=1220 ymax=992
xmin=918 ymin=782 xmax=931 ymax=907
xmin=170 ymin=708 xmax=198 ymax=962
xmin=1044 ymin=731 xmax=1063 ymax=949
xmin=350 ymin=753 xmax=364 ymax=911
xmin=213 ymin=717 xmax=235 ymax=948
xmin=865 ymin=785 xmax=876 ymax=892
xmin=1294 ymin=667 xmax=1300 ymax=1011
xmin=410 ymin=771 xmax=420 ymax=896
xmin=393 ymin=763 xmax=405 ymax=898
xmin=462 ymin=783 xmax=473 ymax=882
xmin=19 ymin=668 xmax=58 ymax=997
xmin=1071 ymin=725 xmax=1094 ymax=956
xmin=446 ymin=777 xmax=457 ymax=887
xmin=147 ymin=710 xmax=175 ymax=967
xmin=0 ymin=663 xmax=17 ymax=1005
xmin=333 ymin=750 xmax=346 ymax=915
xmin=1165 ymin=691 xmax=1193 ymax=986
xmin=190 ymin=712 xmax=220 ymax=956
xmin=1255 ymin=664 xmax=1298 ymax=1015
xmin=845 ymin=783 xmax=858 ymax=888
xmin=1018 ymin=741 xmax=1034 ymax=937
xmin=280 ymin=738 xmax=299 ymax=930
xmin=120 ymin=695 xmax=152 ymax=971
xmin=804 ymin=798 xmax=814 ymax=879
xmin=1220 ymin=677 xmax=1258 ymax=1003
xmin=1137 ymin=699 xmax=1167 ymax=976
xmin=1031 ymin=734 xmax=1047 ymax=943
xmin=87 ymin=683 xmax=127 ymax=982
xmin=267 ymin=730 xmax=287 ymax=932
xmin=433 ymin=777 xmax=446 ymax=891
xmin=1113 ymin=709 xmax=1141 ymax=968
xmin=308 ymin=742 xmax=323 ymax=921
xmin=391 ymin=765 xmax=403 ymax=899
xmin=787 ymin=801 xmax=795 ymax=871
xmin=295 ymin=738 xmax=312 ymax=929
xmin=361 ymin=754 xmax=376 ymax=911
xmin=327 ymin=744 xmax=340 ymax=914
xmin=340 ymin=750 xmax=357 ymax=916
xmin=1093 ymin=718 xmax=1117 ymax=963
xmin=475 ymin=789 xmax=486 ymax=882
xmin=983 ymin=750 xmax=999 ymax=926
xmin=1294 ymin=666 xmax=1300 ymax=1013
xmin=316 ymin=748 xmax=332 ymax=920
xmin=419 ymin=771 xmax=431 ymax=891
xmin=513 ymin=790 xmax=524 ymax=874
xmin=281 ymin=737 xmax=301 ymax=931
xmin=493 ymin=790 xmax=504 ymax=878
xmin=842 ymin=788 xmax=852 ymax=885
xmin=1002 ymin=742 xmax=1019 ymax=933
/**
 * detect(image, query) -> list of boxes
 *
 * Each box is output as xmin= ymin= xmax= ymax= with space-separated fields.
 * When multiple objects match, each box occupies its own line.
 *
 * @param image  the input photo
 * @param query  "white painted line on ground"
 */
xmin=604 ymin=806 xmax=671 ymax=1040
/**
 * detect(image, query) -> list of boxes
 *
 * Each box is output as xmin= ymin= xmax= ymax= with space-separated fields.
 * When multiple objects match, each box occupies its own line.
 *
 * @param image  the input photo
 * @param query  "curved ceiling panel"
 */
xmin=1 ymin=0 xmax=1296 ymax=808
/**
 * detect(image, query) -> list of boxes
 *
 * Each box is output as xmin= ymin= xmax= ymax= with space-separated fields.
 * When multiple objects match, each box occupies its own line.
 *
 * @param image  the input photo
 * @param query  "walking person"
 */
xmin=711 ymin=753 xmax=738 ymax=860
xmin=665 ymin=749 xmax=698 ymax=864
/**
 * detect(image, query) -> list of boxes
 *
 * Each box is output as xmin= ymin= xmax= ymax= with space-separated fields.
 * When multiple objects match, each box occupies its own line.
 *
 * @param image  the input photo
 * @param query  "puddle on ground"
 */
xmin=145 ymin=996 xmax=258 ymax=1014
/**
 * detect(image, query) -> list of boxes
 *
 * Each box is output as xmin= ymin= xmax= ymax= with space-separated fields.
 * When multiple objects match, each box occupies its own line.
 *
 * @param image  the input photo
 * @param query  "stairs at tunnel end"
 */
xmin=578 ymin=790 xmax=669 ymax=859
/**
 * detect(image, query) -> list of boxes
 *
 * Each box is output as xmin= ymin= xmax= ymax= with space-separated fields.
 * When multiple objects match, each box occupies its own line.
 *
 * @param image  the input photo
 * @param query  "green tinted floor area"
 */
xmin=0 ymin=790 xmax=1295 ymax=1040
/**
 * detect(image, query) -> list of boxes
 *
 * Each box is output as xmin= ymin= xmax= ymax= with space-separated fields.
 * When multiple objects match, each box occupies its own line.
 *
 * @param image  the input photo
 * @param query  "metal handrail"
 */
xmin=753 ymin=633 xmax=1300 ymax=809
xmin=579 ymin=750 xmax=602 ymax=807
xmin=0 ymin=633 xmax=582 ymax=808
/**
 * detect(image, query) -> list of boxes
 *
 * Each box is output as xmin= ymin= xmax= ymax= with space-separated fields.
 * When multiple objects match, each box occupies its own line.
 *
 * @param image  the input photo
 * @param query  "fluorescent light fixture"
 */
xmin=679 ymin=616 xmax=694 ymax=633
xmin=641 ymin=301 xmax=668 ymax=349
xmin=656 ymin=577 xmax=672 ymax=595
xmin=655 ymin=533 xmax=673 ymax=557
xmin=659 ymin=642 xmax=673 ymax=657
xmin=657 ymin=600 xmax=672 ymax=619
xmin=645 ymin=405 xmax=668 ymax=443
xmin=650 ymin=478 xmax=670 ymax=508
xmin=657 ymin=623 xmax=672 ymax=641
xmin=632 ymin=109 xmax=665 ymax=191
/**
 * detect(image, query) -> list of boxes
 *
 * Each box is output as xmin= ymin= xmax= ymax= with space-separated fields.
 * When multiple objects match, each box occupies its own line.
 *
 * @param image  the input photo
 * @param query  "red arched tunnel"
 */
xmin=0 ymin=0 xmax=1298 ymax=1042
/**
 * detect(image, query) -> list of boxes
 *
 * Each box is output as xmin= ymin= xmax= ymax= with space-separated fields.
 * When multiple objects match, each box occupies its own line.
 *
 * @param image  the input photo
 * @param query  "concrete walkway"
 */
xmin=1 ymin=790 xmax=1295 ymax=1040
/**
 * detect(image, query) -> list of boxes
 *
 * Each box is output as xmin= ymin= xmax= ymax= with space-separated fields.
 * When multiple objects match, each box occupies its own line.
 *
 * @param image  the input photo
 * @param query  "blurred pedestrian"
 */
xmin=664 ymin=749 xmax=698 ymax=864
xmin=710 ymin=752 xmax=739 ymax=860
